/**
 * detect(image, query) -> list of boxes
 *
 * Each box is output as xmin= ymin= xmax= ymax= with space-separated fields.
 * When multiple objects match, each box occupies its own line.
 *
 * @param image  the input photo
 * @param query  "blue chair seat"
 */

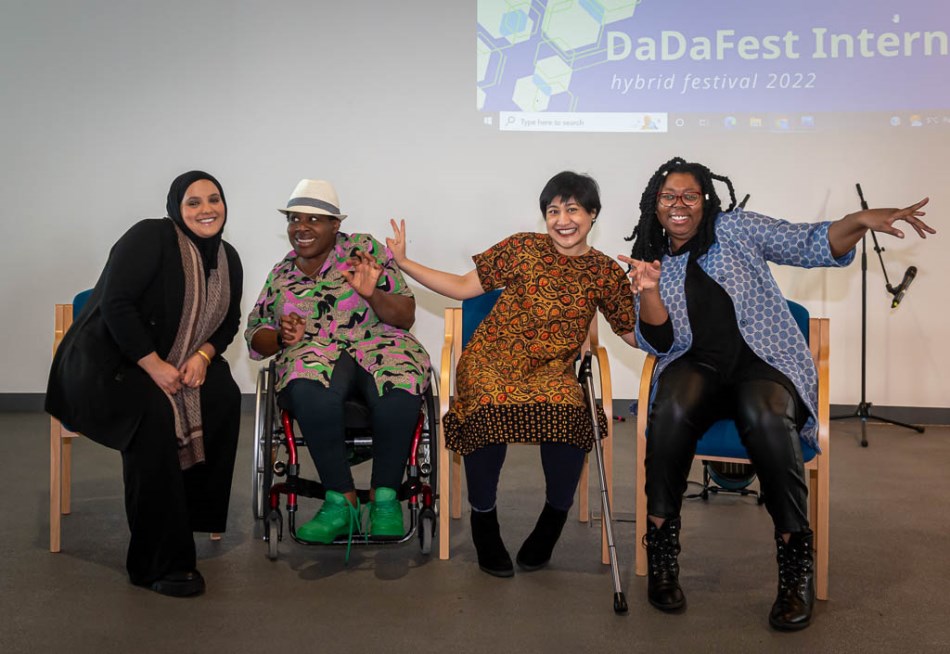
xmin=696 ymin=420 xmax=818 ymax=463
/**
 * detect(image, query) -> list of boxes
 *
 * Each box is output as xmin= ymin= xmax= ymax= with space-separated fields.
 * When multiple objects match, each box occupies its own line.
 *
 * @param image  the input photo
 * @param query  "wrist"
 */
xmin=196 ymin=349 xmax=212 ymax=365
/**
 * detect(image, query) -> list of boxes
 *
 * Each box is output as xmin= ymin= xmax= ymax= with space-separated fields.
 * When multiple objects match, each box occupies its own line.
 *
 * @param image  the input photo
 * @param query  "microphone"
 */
xmin=890 ymin=266 xmax=918 ymax=308
xmin=738 ymin=193 xmax=750 ymax=209
xmin=855 ymin=183 xmax=869 ymax=211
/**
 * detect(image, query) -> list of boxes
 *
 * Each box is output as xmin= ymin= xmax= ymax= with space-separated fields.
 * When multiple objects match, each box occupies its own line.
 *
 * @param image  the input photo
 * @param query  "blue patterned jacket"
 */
xmin=635 ymin=209 xmax=855 ymax=449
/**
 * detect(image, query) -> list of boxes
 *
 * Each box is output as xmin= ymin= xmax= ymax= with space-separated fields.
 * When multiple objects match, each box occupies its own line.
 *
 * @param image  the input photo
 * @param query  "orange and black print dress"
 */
xmin=444 ymin=232 xmax=636 ymax=456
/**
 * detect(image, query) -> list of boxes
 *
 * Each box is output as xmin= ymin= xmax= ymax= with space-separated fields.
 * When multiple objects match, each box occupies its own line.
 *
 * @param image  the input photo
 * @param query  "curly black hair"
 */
xmin=624 ymin=157 xmax=737 ymax=262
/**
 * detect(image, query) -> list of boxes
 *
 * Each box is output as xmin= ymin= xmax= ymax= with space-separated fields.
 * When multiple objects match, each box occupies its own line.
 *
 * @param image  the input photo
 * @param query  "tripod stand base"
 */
xmin=832 ymin=402 xmax=925 ymax=447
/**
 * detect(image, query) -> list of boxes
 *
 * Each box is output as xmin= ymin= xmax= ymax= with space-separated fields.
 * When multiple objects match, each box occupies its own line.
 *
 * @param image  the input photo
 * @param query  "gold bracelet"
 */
xmin=196 ymin=349 xmax=212 ymax=365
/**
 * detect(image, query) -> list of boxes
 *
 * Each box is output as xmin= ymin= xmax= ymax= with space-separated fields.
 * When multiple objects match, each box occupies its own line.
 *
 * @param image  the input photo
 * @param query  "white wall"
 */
xmin=3 ymin=1 xmax=947 ymax=408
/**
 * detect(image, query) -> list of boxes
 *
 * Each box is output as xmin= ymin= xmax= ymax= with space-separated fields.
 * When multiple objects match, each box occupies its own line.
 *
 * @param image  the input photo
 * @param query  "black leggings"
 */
xmin=281 ymin=352 xmax=422 ymax=493
xmin=464 ymin=442 xmax=586 ymax=512
xmin=646 ymin=357 xmax=809 ymax=533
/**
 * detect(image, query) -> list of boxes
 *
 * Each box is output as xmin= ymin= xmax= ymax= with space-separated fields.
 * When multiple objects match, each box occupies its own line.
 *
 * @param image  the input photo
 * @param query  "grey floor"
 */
xmin=3 ymin=410 xmax=949 ymax=654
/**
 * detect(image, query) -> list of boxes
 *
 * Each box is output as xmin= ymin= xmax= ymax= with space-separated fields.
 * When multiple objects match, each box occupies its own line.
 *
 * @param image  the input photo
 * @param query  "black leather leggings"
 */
xmin=645 ymin=357 xmax=810 ymax=533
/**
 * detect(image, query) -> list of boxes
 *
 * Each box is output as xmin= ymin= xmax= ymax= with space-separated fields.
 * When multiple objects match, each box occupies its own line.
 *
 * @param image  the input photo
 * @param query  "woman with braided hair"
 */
xmin=619 ymin=157 xmax=933 ymax=630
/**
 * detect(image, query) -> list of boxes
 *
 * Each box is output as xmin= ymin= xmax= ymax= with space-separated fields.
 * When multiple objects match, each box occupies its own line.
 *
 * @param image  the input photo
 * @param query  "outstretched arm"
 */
xmin=828 ymin=197 xmax=934 ymax=258
xmin=387 ymin=219 xmax=484 ymax=301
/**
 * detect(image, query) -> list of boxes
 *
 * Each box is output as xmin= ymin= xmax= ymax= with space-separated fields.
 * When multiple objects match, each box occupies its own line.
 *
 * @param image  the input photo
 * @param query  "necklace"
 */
xmin=296 ymin=258 xmax=323 ymax=278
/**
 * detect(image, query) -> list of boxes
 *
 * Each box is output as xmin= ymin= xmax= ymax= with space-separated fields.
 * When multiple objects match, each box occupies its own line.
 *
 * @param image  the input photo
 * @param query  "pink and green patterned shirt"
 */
xmin=245 ymin=232 xmax=431 ymax=396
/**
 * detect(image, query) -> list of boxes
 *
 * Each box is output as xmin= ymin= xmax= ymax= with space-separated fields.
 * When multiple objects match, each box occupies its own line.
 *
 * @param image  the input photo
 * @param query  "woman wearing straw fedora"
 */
xmin=246 ymin=179 xmax=431 ymax=544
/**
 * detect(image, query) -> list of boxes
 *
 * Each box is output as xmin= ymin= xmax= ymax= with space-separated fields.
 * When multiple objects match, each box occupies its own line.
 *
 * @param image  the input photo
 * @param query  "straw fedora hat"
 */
xmin=278 ymin=179 xmax=347 ymax=220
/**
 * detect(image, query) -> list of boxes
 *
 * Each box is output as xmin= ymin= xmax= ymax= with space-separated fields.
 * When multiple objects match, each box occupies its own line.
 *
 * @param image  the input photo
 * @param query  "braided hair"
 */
xmin=624 ymin=157 xmax=738 ymax=262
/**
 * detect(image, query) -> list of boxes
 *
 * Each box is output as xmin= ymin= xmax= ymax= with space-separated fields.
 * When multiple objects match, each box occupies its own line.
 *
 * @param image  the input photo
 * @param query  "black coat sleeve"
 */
xmin=99 ymin=220 xmax=166 ymax=363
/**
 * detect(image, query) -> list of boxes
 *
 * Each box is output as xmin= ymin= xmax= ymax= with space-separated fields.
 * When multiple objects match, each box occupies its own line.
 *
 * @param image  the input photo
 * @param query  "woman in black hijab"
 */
xmin=47 ymin=171 xmax=244 ymax=597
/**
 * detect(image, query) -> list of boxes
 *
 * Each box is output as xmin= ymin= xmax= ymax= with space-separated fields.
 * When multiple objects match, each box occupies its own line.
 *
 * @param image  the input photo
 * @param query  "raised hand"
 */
xmin=859 ymin=197 xmax=934 ymax=239
xmin=340 ymin=250 xmax=383 ymax=299
xmin=618 ymin=255 xmax=662 ymax=295
xmin=387 ymin=219 xmax=407 ymax=265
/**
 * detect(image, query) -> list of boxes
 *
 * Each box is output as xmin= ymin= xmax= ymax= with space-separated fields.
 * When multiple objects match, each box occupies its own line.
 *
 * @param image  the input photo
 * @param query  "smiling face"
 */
xmin=545 ymin=195 xmax=595 ymax=256
xmin=286 ymin=211 xmax=340 ymax=263
xmin=656 ymin=172 xmax=705 ymax=251
xmin=180 ymin=179 xmax=225 ymax=238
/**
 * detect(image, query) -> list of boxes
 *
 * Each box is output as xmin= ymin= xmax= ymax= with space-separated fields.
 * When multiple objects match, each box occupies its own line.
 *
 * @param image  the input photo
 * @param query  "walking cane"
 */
xmin=578 ymin=351 xmax=628 ymax=615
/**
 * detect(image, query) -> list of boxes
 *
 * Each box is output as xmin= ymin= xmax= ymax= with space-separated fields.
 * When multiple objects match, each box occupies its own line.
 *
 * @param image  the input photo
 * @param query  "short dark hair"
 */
xmin=624 ymin=157 xmax=737 ymax=261
xmin=539 ymin=171 xmax=602 ymax=217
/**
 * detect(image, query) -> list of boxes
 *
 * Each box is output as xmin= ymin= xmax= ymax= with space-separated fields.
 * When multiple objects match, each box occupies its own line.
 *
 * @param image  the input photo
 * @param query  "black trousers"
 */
xmin=120 ymin=358 xmax=240 ymax=586
xmin=281 ymin=352 xmax=421 ymax=493
xmin=646 ymin=357 xmax=809 ymax=533
xmin=464 ymin=442 xmax=587 ymax=513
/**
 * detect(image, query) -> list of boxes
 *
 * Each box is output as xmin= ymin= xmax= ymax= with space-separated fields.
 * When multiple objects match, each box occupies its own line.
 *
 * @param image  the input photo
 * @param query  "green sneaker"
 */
xmin=297 ymin=490 xmax=360 ymax=545
xmin=369 ymin=487 xmax=404 ymax=538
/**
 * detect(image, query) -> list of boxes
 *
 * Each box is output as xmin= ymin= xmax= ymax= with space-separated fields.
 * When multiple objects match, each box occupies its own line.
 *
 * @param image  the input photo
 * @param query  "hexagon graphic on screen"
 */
xmin=478 ymin=0 xmax=534 ymax=45
xmin=542 ymin=0 xmax=639 ymax=53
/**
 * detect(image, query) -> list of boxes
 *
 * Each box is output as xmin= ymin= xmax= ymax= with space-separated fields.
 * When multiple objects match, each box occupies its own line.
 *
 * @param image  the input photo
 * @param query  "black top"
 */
xmin=639 ymin=239 xmax=795 ymax=395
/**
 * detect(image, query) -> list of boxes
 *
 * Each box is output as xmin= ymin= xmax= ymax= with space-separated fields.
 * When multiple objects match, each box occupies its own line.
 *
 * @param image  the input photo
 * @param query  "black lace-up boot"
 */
xmin=769 ymin=529 xmax=815 ymax=631
xmin=644 ymin=517 xmax=685 ymax=611
xmin=470 ymin=508 xmax=514 ymax=578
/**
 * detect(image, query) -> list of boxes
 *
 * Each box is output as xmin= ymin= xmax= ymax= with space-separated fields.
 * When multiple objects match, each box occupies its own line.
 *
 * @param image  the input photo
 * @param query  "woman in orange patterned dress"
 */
xmin=388 ymin=171 xmax=638 ymax=577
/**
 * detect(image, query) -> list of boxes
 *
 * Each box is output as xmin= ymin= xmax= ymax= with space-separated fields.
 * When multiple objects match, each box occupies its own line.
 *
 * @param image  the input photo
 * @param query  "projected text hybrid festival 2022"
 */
xmin=477 ymin=0 xmax=950 ymax=132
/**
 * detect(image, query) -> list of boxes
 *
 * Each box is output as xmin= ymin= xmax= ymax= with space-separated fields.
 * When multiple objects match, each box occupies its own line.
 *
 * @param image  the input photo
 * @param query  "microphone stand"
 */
xmin=831 ymin=184 xmax=925 ymax=446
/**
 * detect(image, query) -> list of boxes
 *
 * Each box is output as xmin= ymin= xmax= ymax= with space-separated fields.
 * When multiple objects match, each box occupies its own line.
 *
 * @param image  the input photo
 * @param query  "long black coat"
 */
xmin=45 ymin=218 xmax=243 ymax=450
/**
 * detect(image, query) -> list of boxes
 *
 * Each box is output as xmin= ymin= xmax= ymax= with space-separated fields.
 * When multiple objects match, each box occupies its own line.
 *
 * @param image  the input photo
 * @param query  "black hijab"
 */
xmin=166 ymin=170 xmax=227 ymax=273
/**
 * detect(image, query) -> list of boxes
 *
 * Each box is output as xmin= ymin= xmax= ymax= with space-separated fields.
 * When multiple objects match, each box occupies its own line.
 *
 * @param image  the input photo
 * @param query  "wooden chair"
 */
xmin=49 ymin=291 xmax=91 ymax=552
xmin=50 ymin=291 xmax=220 ymax=551
xmin=634 ymin=300 xmax=831 ymax=599
xmin=437 ymin=290 xmax=616 ymax=564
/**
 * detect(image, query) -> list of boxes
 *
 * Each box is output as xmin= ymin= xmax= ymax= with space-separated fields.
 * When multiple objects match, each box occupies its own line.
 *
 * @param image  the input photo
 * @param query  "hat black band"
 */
xmin=286 ymin=197 xmax=340 ymax=214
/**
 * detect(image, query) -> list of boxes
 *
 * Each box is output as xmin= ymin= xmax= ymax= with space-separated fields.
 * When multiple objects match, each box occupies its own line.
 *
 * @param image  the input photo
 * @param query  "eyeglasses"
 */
xmin=657 ymin=191 xmax=703 ymax=207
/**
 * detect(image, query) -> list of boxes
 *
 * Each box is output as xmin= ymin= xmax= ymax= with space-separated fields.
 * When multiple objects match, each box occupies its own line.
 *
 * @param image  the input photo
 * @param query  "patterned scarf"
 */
xmin=165 ymin=220 xmax=230 ymax=469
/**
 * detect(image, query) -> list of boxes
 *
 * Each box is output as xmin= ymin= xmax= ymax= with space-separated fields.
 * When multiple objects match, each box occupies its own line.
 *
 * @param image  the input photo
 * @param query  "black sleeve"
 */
xmin=639 ymin=316 xmax=674 ymax=352
xmin=207 ymin=241 xmax=244 ymax=357
xmin=99 ymin=220 xmax=165 ymax=363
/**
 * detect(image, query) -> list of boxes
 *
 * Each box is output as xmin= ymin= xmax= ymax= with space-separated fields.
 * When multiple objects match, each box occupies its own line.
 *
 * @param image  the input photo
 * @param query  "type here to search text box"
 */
xmin=498 ymin=112 xmax=668 ymax=133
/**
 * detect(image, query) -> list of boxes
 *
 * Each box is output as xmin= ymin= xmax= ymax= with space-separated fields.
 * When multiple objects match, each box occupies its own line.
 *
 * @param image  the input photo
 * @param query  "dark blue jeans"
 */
xmin=464 ymin=442 xmax=586 ymax=512
xmin=281 ymin=352 xmax=421 ymax=493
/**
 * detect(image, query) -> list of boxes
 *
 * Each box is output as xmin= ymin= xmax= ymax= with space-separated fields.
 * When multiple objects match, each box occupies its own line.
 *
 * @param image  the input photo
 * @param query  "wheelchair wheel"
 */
xmin=252 ymin=364 xmax=276 ymax=520
xmin=419 ymin=508 xmax=436 ymax=555
xmin=266 ymin=510 xmax=282 ymax=561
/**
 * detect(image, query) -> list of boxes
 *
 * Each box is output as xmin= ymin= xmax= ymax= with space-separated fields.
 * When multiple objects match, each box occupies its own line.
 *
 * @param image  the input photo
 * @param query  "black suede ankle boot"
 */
xmin=470 ymin=508 xmax=514 ymax=578
xmin=769 ymin=529 xmax=815 ymax=631
xmin=516 ymin=503 xmax=569 ymax=571
xmin=644 ymin=517 xmax=686 ymax=612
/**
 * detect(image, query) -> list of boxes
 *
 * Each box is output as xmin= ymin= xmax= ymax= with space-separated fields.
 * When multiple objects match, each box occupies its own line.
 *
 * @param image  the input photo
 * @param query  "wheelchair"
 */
xmin=252 ymin=360 xmax=439 ymax=560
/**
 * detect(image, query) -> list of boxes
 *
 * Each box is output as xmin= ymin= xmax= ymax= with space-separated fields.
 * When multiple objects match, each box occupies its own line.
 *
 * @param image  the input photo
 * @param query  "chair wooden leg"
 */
xmin=578 ymin=458 xmax=589 ymax=523
xmin=50 ymin=420 xmax=62 ymax=553
xmin=62 ymin=438 xmax=73 ymax=515
xmin=439 ymin=438 xmax=452 ymax=560
xmin=634 ymin=435 xmax=648 ymax=577
xmin=815 ymin=468 xmax=830 ymax=600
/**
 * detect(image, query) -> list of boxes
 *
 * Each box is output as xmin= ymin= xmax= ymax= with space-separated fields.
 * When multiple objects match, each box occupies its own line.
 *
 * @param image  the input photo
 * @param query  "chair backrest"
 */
xmin=72 ymin=289 xmax=93 ymax=319
xmin=461 ymin=289 xmax=503 ymax=349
